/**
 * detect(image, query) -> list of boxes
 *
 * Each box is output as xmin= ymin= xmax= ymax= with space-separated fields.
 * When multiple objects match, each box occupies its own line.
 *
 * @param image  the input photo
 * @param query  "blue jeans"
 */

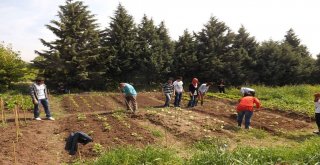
xmin=34 ymin=99 xmax=52 ymax=118
xmin=174 ymin=92 xmax=182 ymax=107
xmin=188 ymin=95 xmax=198 ymax=107
xmin=164 ymin=93 xmax=171 ymax=107
xmin=237 ymin=110 xmax=253 ymax=129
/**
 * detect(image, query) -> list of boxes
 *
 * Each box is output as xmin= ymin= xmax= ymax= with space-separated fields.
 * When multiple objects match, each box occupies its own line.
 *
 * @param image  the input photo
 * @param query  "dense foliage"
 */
xmin=0 ymin=43 xmax=26 ymax=91
xmin=33 ymin=0 xmax=320 ymax=90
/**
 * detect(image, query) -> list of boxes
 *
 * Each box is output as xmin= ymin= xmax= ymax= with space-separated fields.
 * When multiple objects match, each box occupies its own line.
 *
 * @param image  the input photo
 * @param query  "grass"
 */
xmin=207 ymin=84 xmax=320 ymax=117
xmin=84 ymin=136 xmax=320 ymax=164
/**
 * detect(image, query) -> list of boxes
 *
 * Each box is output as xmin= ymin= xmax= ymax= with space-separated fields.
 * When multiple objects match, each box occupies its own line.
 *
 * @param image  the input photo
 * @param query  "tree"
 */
xmin=231 ymin=25 xmax=259 ymax=84
xmin=101 ymin=4 xmax=138 ymax=83
xmin=136 ymin=15 xmax=161 ymax=84
xmin=195 ymin=16 xmax=235 ymax=83
xmin=34 ymin=0 xmax=103 ymax=90
xmin=172 ymin=29 xmax=197 ymax=80
xmin=0 ymin=43 xmax=25 ymax=90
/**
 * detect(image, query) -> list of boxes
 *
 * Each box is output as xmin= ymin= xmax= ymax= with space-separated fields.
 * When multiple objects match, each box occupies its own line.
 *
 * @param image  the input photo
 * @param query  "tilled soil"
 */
xmin=0 ymin=92 xmax=316 ymax=164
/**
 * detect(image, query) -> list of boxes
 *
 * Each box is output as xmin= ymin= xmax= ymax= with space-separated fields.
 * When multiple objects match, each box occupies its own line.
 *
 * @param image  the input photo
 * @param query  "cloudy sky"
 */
xmin=0 ymin=0 xmax=319 ymax=62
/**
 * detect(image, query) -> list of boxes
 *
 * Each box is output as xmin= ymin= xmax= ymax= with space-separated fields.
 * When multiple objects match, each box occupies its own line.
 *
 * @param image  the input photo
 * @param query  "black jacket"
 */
xmin=65 ymin=132 xmax=93 ymax=155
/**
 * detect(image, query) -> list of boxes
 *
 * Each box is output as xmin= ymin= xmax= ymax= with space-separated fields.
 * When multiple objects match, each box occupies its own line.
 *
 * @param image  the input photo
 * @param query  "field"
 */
xmin=0 ymin=88 xmax=320 ymax=164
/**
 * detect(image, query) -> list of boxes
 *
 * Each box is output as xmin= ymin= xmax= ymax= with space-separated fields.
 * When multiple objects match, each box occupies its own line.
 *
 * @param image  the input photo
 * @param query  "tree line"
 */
xmin=27 ymin=0 xmax=320 ymax=90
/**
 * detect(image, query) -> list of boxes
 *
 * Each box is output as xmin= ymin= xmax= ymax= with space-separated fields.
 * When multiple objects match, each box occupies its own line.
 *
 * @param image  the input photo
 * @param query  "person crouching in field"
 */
xmin=198 ymin=82 xmax=213 ymax=106
xmin=119 ymin=83 xmax=138 ymax=114
xmin=188 ymin=78 xmax=199 ymax=107
xmin=313 ymin=93 xmax=320 ymax=134
xmin=30 ymin=77 xmax=55 ymax=121
xmin=162 ymin=78 xmax=174 ymax=107
xmin=236 ymin=91 xmax=261 ymax=129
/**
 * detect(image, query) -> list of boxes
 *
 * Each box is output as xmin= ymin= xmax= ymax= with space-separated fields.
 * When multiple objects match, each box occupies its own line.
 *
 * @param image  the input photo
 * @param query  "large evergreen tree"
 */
xmin=230 ymin=25 xmax=259 ymax=84
xmin=173 ymin=29 xmax=197 ymax=80
xmin=34 ymin=0 xmax=103 ymax=90
xmin=101 ymin=4 xmax=138 ymax=83
xmin=136 ymin=15 xmax=162 ymax=84
xmin=195 ymin=16 xmax=235 ymax=83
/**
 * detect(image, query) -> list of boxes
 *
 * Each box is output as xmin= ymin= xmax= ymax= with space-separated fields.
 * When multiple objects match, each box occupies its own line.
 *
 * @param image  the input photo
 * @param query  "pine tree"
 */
xmin=101 ymin=4 xmax=138 ymax=83
xmin=34 ymin=0 xmax=103 ymax=89
xmin=173 ymin=29 xmax=197 ymax=80
xmin=231 ymin=25 xmax=259 ymax=84
xmin=156 ymin=21 xmax=174 ymax=80
xmin=136 ymin=15 xmax=161 ymax=84
xmin=195 ymin=16 xmax=234 ymax=83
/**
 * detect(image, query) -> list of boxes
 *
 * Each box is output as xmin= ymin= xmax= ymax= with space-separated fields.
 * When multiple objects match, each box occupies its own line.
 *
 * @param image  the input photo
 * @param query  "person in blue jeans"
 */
xmin=162 ymin=78 xmax=174 ymax=107
xmin=30 ymin=77 xmax=55 ymax=121
xmin=236 ymin=91 xmax=261 ymax=129
xmin=188 ymin=78 xmax=199 ymax=107
xmin=173 ymin=76 xmax=184 ymax=107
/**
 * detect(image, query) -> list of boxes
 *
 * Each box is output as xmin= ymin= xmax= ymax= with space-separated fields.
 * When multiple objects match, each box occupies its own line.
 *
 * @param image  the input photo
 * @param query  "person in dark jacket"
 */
xmin=188 ymin=78 xmax=199 ymax=107
xmin=30 ymin=77 xmax=54 ymax=121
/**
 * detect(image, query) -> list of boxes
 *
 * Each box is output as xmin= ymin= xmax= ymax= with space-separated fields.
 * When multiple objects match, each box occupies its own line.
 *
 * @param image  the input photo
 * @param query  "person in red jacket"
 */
xmin=236 ymin=91 xmax=261 ymax=129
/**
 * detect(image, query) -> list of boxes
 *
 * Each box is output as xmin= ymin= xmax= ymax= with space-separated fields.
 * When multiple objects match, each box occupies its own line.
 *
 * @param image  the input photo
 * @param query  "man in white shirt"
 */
xmin=198 ymin=82 xmax=213 ymax=106
xmin=30 ymin=77 xmax=55 ymax=121
xmin=173 ymin=76 xmax=184 ymax=107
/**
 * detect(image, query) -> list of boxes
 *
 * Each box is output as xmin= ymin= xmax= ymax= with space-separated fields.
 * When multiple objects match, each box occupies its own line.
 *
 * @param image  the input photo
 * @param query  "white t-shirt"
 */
xmin=198 ymin=83 xmax=209 ymax=94
xmin=240 ymin=87 xmax=255 ymax=95
xmin=173 ymin=80 xmax=183 ymax=93
xmin=315 ymin=100 xmax=320 ymax=113
xmin=35 ymin=84 xmax=46 ymax=99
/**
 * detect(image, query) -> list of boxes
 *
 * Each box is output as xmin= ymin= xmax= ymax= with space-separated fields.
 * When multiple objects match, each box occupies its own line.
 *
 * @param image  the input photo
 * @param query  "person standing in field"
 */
xmin=313 ymin=93 xmax=320 ymax=134
xmin=236 ymin=91 xmax=261 ymax=129
xmin=198 ymin=82 xmax=213 ymax=106
xmin=119 ymin=83 xmax=138 ymax=114
xmin=218 ymin=80 xmax=225 ymax=93
xmin=173 ymin=76 xmax=184 ymax=107
xmin=162 ymin=78 xmax=174 ymax=107
xmin=30 ymin=77 xmax=55 ymax=121
xmin=188 ymin=78 xmax=199 ymax=107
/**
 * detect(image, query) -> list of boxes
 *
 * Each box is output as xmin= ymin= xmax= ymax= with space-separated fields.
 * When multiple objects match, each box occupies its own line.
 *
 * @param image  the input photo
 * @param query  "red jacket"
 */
xmin=237 ymin=96 xmax=261 ymax=112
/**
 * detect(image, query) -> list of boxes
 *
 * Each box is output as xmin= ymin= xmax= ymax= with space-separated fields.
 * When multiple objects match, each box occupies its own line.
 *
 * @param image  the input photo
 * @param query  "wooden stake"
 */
xmin=0 ymin=98 xmax=4 ymax=125
xmin=14 ymin=106 xmax=20 ymax=142
xmin=78 ymin=146 xmax=82 ymax=161
xmin=13 ymin=141 xmax=17 ymax=165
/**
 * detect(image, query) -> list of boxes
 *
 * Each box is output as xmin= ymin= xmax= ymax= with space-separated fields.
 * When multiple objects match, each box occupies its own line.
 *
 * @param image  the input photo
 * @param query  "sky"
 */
xmin=0 ymin=0 xmax=319 ymax=62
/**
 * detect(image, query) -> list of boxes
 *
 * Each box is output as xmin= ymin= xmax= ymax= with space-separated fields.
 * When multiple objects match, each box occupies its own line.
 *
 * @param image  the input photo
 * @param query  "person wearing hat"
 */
xmin=313 ymin=93 xmax=320 ymax=134
xmin=30 ymin=77 xmax=55 ymax=121
xmin=236 ymin=91 xmax=261 ymax=129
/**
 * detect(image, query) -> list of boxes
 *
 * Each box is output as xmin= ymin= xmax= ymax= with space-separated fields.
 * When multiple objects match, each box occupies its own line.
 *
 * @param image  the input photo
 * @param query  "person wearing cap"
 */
xmin=119 ymin=83 xmax=138 ymax=113
xmin=30 ymin=77 xmax=55 ymax=121
xmin=236 ymin=92 xmax=261 ymax=129
xmin=313 ymin=93 xmax=320 ymax=134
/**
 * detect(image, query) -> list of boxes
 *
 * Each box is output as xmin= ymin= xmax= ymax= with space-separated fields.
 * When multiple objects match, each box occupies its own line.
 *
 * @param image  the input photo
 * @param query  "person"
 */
xmin=198 ymin=82 xmax=213 ymax=106
xmin=218 ymin=80 xmax=225 ymax=93
xmin=119 ymin=83 xmax=138 ymax=113
xmin=240 ymin=87 xmax=255 ymax=96
xmin=236 ymin=91 xmax=261 ymax=129
xmin=30 ymin=77 xmax=55 ymax=121
xmin=162 ymin=78 xmax=174 ymax=107
xmin=173 ymin=76 xmax=184 ymax=107
xmin=188 ymin=78 xmax=199 ymax=107
xmin=313 ymin=93 xmax=320 ymax=134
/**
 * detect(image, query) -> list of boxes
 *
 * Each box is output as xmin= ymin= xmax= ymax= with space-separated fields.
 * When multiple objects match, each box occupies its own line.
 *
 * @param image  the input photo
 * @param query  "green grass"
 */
xmin=89 ymin=146 xmax=183 ymax=165
xmin=85 ymin=136 xmax=320 ymax=165
xmin=207 ymin=84 xmax=320 ymax=117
